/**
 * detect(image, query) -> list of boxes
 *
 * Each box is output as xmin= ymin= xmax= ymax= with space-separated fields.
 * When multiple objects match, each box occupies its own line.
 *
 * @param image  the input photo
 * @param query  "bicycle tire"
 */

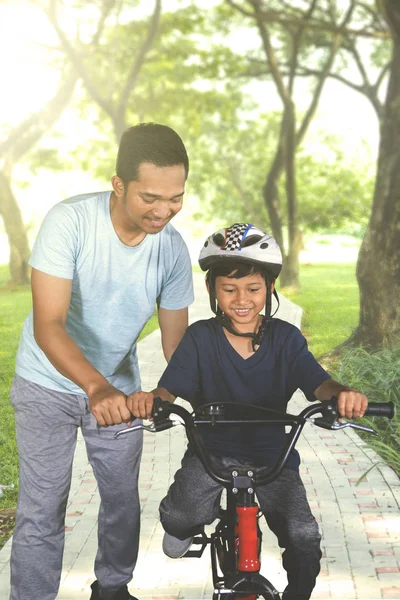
xmin=212 ymin=593 xmax=279 ymax=599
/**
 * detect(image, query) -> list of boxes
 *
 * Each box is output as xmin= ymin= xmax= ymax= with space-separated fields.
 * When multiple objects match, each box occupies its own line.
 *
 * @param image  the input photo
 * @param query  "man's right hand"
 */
xmin=89 ymin=384 xmax=132 ymax=426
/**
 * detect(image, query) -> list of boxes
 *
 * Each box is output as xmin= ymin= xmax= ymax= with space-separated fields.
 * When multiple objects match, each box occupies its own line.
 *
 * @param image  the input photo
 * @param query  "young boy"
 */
xmin=128 ymin=223 xmax=367 ymax=600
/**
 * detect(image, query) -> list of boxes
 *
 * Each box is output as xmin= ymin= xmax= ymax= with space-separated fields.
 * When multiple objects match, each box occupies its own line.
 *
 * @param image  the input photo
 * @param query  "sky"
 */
xmin=0 ymin=0 xmax=382 ymax=263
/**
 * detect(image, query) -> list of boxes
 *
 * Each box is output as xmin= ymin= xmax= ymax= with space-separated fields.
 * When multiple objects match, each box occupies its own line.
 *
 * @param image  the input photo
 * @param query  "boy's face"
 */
xmin=214 ymin=272 xmax=274 ymax=333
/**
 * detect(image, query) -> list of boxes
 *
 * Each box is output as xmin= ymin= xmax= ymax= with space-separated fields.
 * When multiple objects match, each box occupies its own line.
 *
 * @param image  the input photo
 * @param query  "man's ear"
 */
xmin=111 ymin=176 xmax=126 ymax=198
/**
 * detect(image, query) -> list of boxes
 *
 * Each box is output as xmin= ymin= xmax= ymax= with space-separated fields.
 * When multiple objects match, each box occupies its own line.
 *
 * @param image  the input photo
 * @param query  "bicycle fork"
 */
xmin=212 ymin=470 xmax=280 ymax=600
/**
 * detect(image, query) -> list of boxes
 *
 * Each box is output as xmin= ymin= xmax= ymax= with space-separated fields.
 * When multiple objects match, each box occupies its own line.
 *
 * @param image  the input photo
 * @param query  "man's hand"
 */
xmin=127 ymin=391 xmax=155 ymax=420
xmin=89 ymin=383 xmax=131 ymax=426
xmin=337 ymin=389 xmax=368 ymax=419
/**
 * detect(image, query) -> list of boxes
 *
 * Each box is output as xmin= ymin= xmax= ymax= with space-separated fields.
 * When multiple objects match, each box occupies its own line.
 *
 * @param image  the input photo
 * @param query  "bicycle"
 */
xmin=115 ymin=398 xmax=394 ymax=599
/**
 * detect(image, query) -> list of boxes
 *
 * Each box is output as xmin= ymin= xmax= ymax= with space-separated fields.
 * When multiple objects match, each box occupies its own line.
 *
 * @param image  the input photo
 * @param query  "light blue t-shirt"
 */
xmin=16 ymin=191 xmax=194 ymax=395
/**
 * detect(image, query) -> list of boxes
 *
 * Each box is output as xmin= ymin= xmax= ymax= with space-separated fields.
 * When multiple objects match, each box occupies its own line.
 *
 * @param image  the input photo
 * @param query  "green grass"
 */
xmin=280 ymin=262 xmax=399 ymax=477
xmin=0 ymin=274 xmax=32 ymax=512
xmin=332 ymin=345 xmax=400 ymax=476
xmin=281 ymin=263 xmax=360 ymax=359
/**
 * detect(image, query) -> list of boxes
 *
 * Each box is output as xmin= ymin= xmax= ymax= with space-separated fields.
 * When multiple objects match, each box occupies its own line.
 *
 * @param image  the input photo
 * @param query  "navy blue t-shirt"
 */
xmin=158 ymin=317 xmax=330 ymax=470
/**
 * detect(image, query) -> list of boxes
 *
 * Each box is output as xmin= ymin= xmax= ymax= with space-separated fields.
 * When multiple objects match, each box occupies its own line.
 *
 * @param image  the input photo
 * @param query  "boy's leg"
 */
xmin=159 ymin=450 xmax=223 ymax=539
xmin=256 ymin=468 xmax=321 ymax=600
xmin=81 ymin=415 xmax=143 ymax=599
xmin=9 ymin=375 xmax=83 ymax=600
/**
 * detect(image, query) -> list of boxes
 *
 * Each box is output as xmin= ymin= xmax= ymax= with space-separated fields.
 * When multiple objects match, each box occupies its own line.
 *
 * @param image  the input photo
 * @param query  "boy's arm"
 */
xmin=314 ymin=379 xmax=368 ymax=419
xmin=127 ymin=386 xmax=176 ymax=419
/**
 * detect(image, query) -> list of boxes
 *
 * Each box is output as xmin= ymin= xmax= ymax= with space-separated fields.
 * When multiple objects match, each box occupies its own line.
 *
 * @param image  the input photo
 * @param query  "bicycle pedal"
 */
xmin=184 ymin=531 xmax=210 ymax=557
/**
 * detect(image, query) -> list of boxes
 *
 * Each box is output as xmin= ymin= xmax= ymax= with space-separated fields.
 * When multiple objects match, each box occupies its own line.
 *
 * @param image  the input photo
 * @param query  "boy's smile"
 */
xmin=215 ymin=272 xmax=274 ymax=334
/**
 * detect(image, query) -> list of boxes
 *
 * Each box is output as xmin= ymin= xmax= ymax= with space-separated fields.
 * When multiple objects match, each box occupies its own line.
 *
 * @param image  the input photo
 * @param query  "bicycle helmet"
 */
xmin=199 ymin=223 xmax=283 ymax=349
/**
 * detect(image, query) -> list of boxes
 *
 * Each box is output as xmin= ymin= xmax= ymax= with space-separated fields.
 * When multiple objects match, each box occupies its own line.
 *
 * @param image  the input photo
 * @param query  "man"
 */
xmin=9 ymin=123 xmax=194 ymax=600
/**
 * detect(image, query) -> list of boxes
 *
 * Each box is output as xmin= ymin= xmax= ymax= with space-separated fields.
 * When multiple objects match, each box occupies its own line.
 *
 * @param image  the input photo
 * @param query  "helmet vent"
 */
xmin=260 ymin=242 xmax=269 ymax=249
xmin=241 ymin=235 xmax=262 ymax=248
xmin=212 ymin=233 xmax=225 ymax=247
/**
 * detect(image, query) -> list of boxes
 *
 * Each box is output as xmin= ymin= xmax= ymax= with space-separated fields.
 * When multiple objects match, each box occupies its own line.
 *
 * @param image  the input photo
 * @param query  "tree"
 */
xmin=0 ymin=72 xmax=77 ymax=285
xmin=44 ymin=0 xmax=162 ymax=142
xmin=347 ymin=0 xmax=400 ymax=347
xmin=223 ymin=0 xmax=390 ymax=287
xmin=0 ymin=0 xmax=117 ymax=284
xmin=44 ymin=1 xmax=250 ymax=180
xmin=190 ymin=115 xmax=374 ymax=233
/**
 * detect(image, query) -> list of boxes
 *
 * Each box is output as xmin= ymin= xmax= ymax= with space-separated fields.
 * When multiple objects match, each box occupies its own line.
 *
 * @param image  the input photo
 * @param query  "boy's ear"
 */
xmin=205 ymin=279 xmax=210 ymax=294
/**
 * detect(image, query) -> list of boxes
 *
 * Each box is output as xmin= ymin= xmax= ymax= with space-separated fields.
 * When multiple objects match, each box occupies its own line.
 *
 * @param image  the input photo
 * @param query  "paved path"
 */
xmin=1 ymin=273 xmax=399 ymax=599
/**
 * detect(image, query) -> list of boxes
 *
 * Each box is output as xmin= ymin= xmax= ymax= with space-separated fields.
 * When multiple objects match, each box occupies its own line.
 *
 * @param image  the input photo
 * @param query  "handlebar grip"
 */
xmin=364 ymin=401 xmax=395 ymax=419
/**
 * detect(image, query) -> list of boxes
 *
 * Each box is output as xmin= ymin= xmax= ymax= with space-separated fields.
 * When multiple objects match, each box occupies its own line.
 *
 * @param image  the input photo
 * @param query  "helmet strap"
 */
xmin=215 ymin=286 xmax=280 ymax=351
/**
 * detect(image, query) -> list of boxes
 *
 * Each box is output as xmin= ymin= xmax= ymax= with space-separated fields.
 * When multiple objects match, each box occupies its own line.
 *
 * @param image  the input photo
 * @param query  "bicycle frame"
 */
xmin=115 ymin=398 xmax=394 ymax=600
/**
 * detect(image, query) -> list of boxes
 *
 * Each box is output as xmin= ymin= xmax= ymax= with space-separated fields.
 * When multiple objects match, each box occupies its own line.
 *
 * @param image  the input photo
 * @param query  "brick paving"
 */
xmin=0 ymin=272 xmax=399 ymax=599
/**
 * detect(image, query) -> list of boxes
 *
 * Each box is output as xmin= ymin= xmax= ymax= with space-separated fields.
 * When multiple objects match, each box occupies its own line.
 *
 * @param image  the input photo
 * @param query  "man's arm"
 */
xmin=314 ymin=378 xmax=368 ymax=419
xmin=31 ymin=268 xmax=131 ymax=426
xmin=158 ymin=306 xmax=188 ymax=362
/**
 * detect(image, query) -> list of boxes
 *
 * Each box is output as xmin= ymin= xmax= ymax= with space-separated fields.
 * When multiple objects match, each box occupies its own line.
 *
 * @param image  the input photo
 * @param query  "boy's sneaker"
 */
xmin=90 ymin=580 xmax=138 ymax=600
xmin=162 ymin=532 xmax=193 ymax=558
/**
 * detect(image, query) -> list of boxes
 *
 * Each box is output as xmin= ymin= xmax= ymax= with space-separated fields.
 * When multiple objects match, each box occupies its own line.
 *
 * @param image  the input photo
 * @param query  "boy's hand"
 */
xmin=127 ymin=391 xmax=155 ymax=419
xmin=337 ymin=389 xmax=368 ymax=419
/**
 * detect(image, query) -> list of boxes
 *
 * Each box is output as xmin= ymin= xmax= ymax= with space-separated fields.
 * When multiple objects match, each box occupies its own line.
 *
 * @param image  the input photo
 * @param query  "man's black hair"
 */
xmin=116 ymin=122 xmax=189 ymax=184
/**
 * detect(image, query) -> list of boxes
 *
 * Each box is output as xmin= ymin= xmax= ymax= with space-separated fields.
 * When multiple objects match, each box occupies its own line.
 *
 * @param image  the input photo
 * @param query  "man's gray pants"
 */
xmin=9 ymin=375 xmax=143 ymax=600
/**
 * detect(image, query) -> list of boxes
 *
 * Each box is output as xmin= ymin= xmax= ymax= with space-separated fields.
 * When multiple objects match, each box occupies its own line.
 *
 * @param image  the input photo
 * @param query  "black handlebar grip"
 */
xmin=364 ymin=402 xmax=395 ymax=419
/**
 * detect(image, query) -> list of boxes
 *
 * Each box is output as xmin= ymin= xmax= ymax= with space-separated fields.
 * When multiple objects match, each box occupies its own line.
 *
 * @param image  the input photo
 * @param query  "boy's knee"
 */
xmin=159 ymin=502 xmax=192 ymax=537
xmin=288 ymin=519 xmax=321 ymax=551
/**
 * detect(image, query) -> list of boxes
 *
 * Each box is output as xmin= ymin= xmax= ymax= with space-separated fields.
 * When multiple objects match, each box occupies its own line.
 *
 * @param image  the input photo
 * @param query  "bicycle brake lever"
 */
xmin=114 ymin=423 xmax=157 ymax=438
xmin=308 ymin=417 xmax=378 ymax=435
xmin=331 ymin=421 xmax=378 ymax=435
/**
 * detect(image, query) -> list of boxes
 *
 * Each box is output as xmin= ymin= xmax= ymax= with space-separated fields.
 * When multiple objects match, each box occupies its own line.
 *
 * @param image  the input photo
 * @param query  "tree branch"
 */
xmin=0 ymin=69 xmax=77 ymax=163
xmin=228 ymin=0 xmax=391 ymax=40
xmin=287 ymin=0 xmax=318 ymax=95
xmin=116 ymin=0 xmax=162 ymax=132
xmin=247 ymin=0 xmax=290 ymax=106
xmin=296 ymin=0 xmax=357 ymax=145
xmin=46 ymin=0 xmax=118 ymax=120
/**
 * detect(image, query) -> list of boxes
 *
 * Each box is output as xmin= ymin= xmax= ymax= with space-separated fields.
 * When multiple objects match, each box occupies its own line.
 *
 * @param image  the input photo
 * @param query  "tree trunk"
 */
xmin=348 ymin=16 xmax=400 ymax=347
xmin=262 ymin=145 xmax=285 ymax=252
xmin=0 ymin=171 xmax=31 ymax=285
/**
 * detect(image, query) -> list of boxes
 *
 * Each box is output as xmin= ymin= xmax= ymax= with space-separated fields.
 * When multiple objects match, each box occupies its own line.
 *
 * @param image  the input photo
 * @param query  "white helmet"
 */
xmin=199 ymin=223 xmax=282 ymax=279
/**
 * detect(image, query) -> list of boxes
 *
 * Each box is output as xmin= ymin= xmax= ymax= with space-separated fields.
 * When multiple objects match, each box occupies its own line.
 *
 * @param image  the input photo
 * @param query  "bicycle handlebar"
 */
xmin=364 ymin=402 xmax=395 ymax=418
xmin=148 ymin=397 xmax=394 ymax=487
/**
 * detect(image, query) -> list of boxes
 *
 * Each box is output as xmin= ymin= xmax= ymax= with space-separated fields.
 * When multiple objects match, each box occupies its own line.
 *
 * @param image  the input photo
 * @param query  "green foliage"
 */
xmin=282 ymin=261 xmax=360 ymax=358
xmin=332 ymin=344 xmax=400 ymax=476
xmin=189 ymin=115 xmax=374 ymax=233
xmin=295 ymin=142 xmax=375 ymax=230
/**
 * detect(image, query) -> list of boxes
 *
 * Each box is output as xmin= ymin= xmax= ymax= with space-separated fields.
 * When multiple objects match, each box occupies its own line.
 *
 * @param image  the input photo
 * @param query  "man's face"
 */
xmin=113 ymin=162 xmax=186 ymax=234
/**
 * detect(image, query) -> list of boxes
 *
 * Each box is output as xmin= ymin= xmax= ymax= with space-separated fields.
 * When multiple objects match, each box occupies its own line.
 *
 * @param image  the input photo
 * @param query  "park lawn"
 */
xmin=281 ymin=262 xmax=360 ymax=360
